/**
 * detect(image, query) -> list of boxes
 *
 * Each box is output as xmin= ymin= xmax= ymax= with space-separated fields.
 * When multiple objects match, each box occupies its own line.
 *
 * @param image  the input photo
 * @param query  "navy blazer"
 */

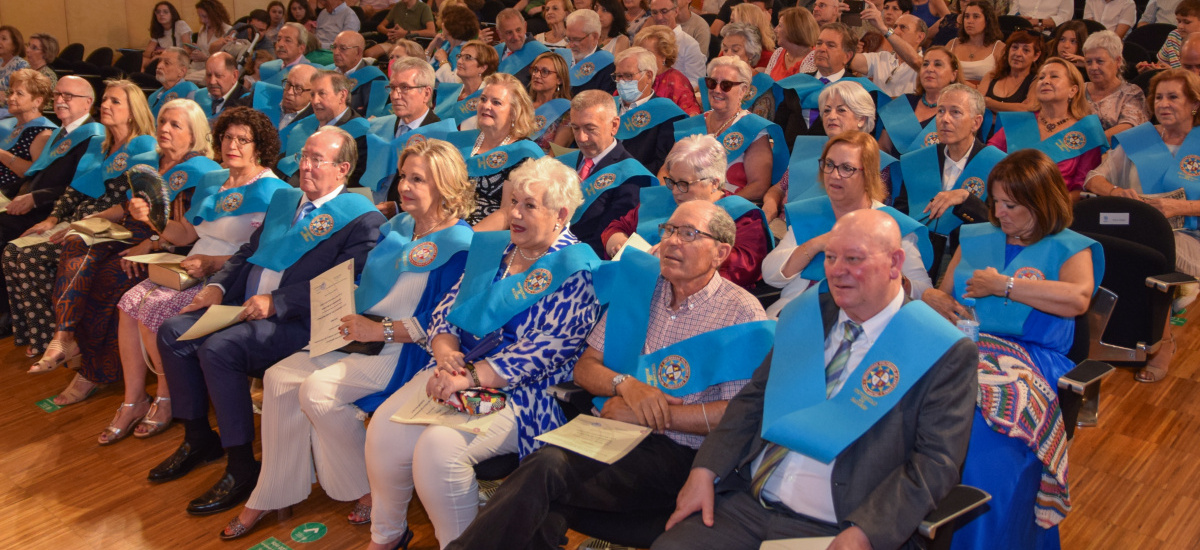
xmin=570 ymin=142 xmax=646 ymax=255
xmin=619 ymin=114 xmax=682 ymax=175
xmin=384 ymin=110 xmax=444 ymax=208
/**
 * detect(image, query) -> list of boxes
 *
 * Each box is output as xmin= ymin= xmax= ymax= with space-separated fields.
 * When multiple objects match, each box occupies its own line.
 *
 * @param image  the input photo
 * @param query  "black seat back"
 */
xmin=1126 ymin=23 xmax=1176 ymax=55
xmin=85 ymin=47 xmax=114 ymax=67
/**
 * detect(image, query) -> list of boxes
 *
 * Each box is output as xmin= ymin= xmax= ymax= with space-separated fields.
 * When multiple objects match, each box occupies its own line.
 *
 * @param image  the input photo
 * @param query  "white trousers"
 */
xmin=365 ymin=368 xmax=519 ymax=548
xmin=245 ymin=349 xmax=396 ymax=510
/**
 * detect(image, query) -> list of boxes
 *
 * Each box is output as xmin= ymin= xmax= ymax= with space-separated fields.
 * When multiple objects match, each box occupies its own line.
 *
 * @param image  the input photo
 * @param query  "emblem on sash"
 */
xmin=55 ymin=138 xmax=73 ymax=155
xmin=745 ymin=85 xmax=758 ymax=104
xmin=963 ymin=177 xmax=985 ymax=198
xmin=722 ymin=132 xmax=744 ymax=152
xmin=577 ymin=62 xmax=595 ymax=77
xmin=656 ymin=354 xmax=690 ymax=390
xmin=406 ymin=134 xmax=427 ymax=147
xmin=165 ymin=92 xmax=178 ymax=101
xmin=523 ymin=268 xmax=552 ymax=294
xmin=861 ymin=361 xmax=899 ymax=397
xmin=1181 ymin=155 xmax=1200 ymax=179
xmin=485 ymin=151 xmax=508 ymax=169
xmin=307 ymin=213 xmax=335 ymax=237
xmin=534 ymin=115 xmax=547 ymax=131
xmin=1013 ymin=266 xmax=1045 ymax=280
xmin=463 ymin=97 xmax=480 ymax=113
xmin=630 ymin=111 xmax=651 ymax=128
xmin=169 ymin=171 xmax=188 ymax=191
xmin=923 ymin=132 xmax=940 ymax=146
xmin=407 ymin=241 xmax=438 ymax=267
xmin=112 ymin=152 xmax=129 ymax=172
xmin=590 ymin=173 xmax=616 ymax=194
xmin=220 ymin=192 xmax=243 ymax=212
xmin=1059 ymin=131 xmax=1086 ymax=151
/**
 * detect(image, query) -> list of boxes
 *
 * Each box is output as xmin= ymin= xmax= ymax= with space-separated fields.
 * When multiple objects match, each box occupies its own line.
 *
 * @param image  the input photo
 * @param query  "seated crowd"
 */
xmin=3 ymin=0 xmax=1200 ymax=548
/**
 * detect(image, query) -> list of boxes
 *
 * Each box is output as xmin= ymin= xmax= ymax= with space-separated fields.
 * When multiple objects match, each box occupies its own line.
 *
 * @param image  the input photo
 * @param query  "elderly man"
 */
xmin=774 ymin=23 xmax=859 ymax=142
xmin=896 ymin=84 xmax=1005 ymax=236
xmin=194 ymin=52 xmax=253 ymax=120
xmin=615 ymin=46 xmax=689 ymax=175
xmin=655 ymin=209 xmax=976 ymax=550
xmin=315 ymin=0 xmax=361 ymax=49
xmin=557 ymin=90 xmax=654 ymax=254
xmin=332 ymin=31 xmax=389 ymax=117
xmin=279 ymin=71 xmax=372 ymax=190
xmin=565 ymin=10 xmax=617 ymax=94
xmin=446 ymin=200 xmax=772 ymax=550
xmin=603 ymin=135 xmax=770 ymax=288
xmin=496 ymin=8 xmax=552 ymax=86
xmin=377 ymin=0 xmax=436 ymax=40
xmin=648 ymin=0 xmax=706 ymax=85
xmin=1182 ymin=32 xmax=1200 ymax=75
xmin=368 ymin=56 xmax=450 ymax=213
xmin=849 ymin=4 xmax=926 ymax=97
xmin=258 ymin=23 xmax=314 ymax=87
xmin=274 ymin=64 xmax=318 ymax=132
xmin=147 ymin=47 xmax=198 ymax=116
xmin=151 ymin=126 xmax=385 ymax=516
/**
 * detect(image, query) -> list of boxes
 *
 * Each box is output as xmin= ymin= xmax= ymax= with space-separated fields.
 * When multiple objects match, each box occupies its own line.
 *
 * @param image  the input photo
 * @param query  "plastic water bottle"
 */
xmin=957 ymin=297 xmax=980 ymax=342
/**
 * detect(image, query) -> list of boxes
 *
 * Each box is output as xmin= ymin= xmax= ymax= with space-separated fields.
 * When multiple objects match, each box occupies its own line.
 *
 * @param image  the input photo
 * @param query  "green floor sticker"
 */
xmin=248 ymin=537 xmax=292 ymax=550
xmin=36 ymin=398 xmax=61 ymax=413
xmin=291 ymin=522 xmax=327 ymax=543
xmin=1171 ymin=315 xmax=1186 ymax=326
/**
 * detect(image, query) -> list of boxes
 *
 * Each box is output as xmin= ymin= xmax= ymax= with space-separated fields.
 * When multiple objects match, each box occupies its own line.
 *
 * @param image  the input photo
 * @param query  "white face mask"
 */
xmin=616 ymin=79 xmax=643 ymax=103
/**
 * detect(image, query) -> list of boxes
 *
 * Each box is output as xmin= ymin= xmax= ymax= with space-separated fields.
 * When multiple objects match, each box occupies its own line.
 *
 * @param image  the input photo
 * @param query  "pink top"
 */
xmin=987 ymin=127 xmax=1103 ymax=192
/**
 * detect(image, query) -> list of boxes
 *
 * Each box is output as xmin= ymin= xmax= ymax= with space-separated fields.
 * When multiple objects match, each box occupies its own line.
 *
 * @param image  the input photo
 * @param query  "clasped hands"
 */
xmin=602 ymin=378 xmax=683 ymax=433
xmin=426 ymin=349 xmax=472 ymax=401
xmin=178 ymin=286 xmax=275 ymax=321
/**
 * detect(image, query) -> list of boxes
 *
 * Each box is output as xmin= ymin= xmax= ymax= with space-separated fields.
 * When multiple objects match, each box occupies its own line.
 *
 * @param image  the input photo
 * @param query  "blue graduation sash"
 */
xmin=258 ymin=59 xmax=287 ymax=86
xmin=617 ymin=97 xmax=686 ymax=140
xmin=998 ymin=112 xmax=1108 ymax=164
xmin=0 ymin=116 xmax=56 ymax=151
xmin=762 ymin=284 xmax=963 ymax=463
xmin=700 ymin=72 xmax=776 ymax=114
xmin=277 ymin=115 xmax=372 ymax=177
xmin=461 ymin=138 xmax=545 ymax=179
xmin=558 ymin=155 xmax=655 ymax=224
xmin=786 ymin=137 xmax=897 ymax=202
xmin=26 ymin=121 xmax=104 ymax=176
xmin=772 ymin=74 xmax=886 ymax=110
xmin=433 ymin=82 xmax=481 ymax=125
xmin=898 ymin=144 xmax=1004 ymax=233
xmin=673 ymin=113 xmax=789 ymax=183
xmin=1115 ymin=124 xmax=1200 ymax=230
xmin=634 ymin=186 xmax=772 ymax=249
xmin=445 ymin=230 xmax=600 ymax=337
xmin=570 ymin=50 xmax=615 ymax=87
xmin=497 ymin=40 xmax=550 ymax=76
xmin=530 ymin=98 xmax=571 ymax=141
xmin=245 ymin=188 xmax=378 ymax=271
xmin=186 ymin=170 xmax=291 ymax=224
xmin=877 ymin=96 xmax=937 ymax=155
xmin=783 ymin=197 xmax=933 ymax=279
xmin=369 ymin=115 xmax=399 ymax=140
xmin=361 ymin=118 xmax=461 ymax=195
xmin=190 ymin=88 xmax=214 ymax=117
xmin=161 ymin=155 xmax=222 ymax=202
xmin=346 ymin=64 xmax=390 ymax=118
xmin=955 ymin=224 xmax=1103 ymax=337
xmin=252 ymin=81 xmax=286 ymax=127
xmin=147 ymin=81 xmax=200 ymax=117
xmin=355 ymin=216 xmax=474 ymax=311
xmin=70 ymin=135 xmax=158 ymax=199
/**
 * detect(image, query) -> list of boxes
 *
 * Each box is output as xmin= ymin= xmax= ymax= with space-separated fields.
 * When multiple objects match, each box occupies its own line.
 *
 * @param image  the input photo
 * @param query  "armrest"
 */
xmin=919 ymin=485 xmax=992 ymax=539
xmin=1058 ymin=360 xmax=1115 ymax=394
xmin=1146 ymin=271 xmax=1197 ymax=292
xmin=548 ymin=381 xmax=598 ymax=420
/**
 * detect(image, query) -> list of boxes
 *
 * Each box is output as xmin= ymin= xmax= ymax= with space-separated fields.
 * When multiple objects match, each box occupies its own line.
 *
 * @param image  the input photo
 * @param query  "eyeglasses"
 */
xmin=565 ymin=35 xmax=588 ymax=45
xmin=662 ymin=177 xmax=710 ymax=193
xmin=387 ymin=83 xmax=429 ymax=94
xmin=703 ymin=78 xmax=745 ymax=92
xmin=281 ymin=80 xmax=311 ymax=94
xmin=331 ymin=44 xmax=360 ymax=52
xmin=221 ymin=134 xmax=254 ymax=147
xmin=649 ymin=6 xmax=677 ymax=16
xmin=530 ymin=66 xmax=556 ymax=77
xmin=819 ymin=158 xmax=862 ymax=178
xmin=298 ymin=153 xmax=339 ymax=169
xmin=658 ymin=223 xmax=719 ymax=243
xmin=52 ymin=91 xmax=90 ymax=102
xmin=612 ymin=71 xmax=643 ymax=81
xmin=456 ymin=53 xmax=477 ymax=62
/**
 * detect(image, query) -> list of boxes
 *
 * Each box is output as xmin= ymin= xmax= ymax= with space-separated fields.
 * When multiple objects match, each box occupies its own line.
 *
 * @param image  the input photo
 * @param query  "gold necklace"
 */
xmin=709 ymin=109 xmax=745 ymax=136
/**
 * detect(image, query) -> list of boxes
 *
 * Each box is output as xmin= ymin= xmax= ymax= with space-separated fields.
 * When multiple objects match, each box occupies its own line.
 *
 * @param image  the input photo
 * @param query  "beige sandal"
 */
xmin=53 ymin=373 xmax=99 ymax=406
xmin=98 ymin=396 xmax=151 ymax=445
xmin=1136 ymin=335 xmax=1176 ymax=384
xmin=133 ymin=396 xmax=173 ymax=439
xmin=29 ymin=339 xmax=80 ymax=374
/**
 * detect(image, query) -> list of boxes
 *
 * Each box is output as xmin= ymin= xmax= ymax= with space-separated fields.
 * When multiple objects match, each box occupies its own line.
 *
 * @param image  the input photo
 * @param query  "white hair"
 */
xmin=566 ymin=9 xmax=602 ymax=36
xmin=721 ymin=22 xmax=764 ymax=66
xmin=616 ymin=46 xmax=659 ymax=79
xmin=664 ymin=134 xmax=727 ymax=184
xmin=818 ymin=80 xmax=876 ymax=133
xmin=938 ymin=83 xmax=985 ymax=118
xmin=1083 ymin=30 xmax=1126 ymax=74
xmin=508 ymin=156 xmax=585 ymax=215
xmin=706 ymin=55 xmax=753 ymax=84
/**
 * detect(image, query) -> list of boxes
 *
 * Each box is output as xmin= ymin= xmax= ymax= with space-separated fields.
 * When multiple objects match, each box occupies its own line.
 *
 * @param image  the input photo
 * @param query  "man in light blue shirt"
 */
xmin=315 ymin=0 xmax=362 ymax=49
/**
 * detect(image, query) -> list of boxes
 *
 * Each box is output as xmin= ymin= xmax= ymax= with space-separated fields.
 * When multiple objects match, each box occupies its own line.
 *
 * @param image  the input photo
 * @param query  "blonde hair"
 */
xmin=481 ymin=72 xmax=537 ymax=140
xmin=508 ymin=156 xmax=584 ymax=215
xmin=101 ymin=79 xmax=156 ymax=152
xmin=634 ymin=25 xmax=678 ymax=68
xmin=1033 ymin=58 xmax=1092 ymax=121
xmin=397 ymin=139 xmax=476 ymax=220
xmin=819 ymin=130 xmax=885 ymax=203
xmin=730 ymin=3 xmax=775 ymax=51
xmin=158 ymin=98 xmax=215 ymax=158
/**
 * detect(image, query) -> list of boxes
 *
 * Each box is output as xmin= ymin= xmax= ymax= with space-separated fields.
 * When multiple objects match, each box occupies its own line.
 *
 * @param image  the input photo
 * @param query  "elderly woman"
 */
xmin=925 ymin=150 xmax=1101 ymax=550
xmin=0 ymin=70 xmax=55 ymax=197
xmin=878 ymin=46 xmax=965 ymax=155
xmin=26 ymin=34 xmax=59 ymax=86
xmin=98 ymin=105 xmax=278 ymax=444
xmin=363 ymin=155 xmax=600 ymax=550
xmin=452 ymin=73 xmax=545 ymax=230
xmin=0 ymin=26 xmax=31 ymax=106
xmin=527 ymin=52 xmax=575 ymax=153
xmin=731 ymin=3 xmax=776 ymax=57
xmin=634 ymin=25 xmax=701 ymax=117
xmin=536 ymin=0 xmax=574 ymax=46
xmin=988 ymin=58 xmax=1107 ymax=198
xmin=714 ymin=23 xmax=776 ymax=119
xmin=762 ymin=130 xmax=932 ymax=317
xmin=764 ymin=7 xmax=819 ymax=80
xmin=434 ymin=40 xmax=499 ymax=128
xmin=1083 ymin=69 xmax=1200 ymax=383
xmin=1083 ymin=31 xmax=1150 ymax=142
xmin=8 ymin=80 xmax=156 ymax=403
xmin=602 ymin=134 xmax=771 ymax=287
xmin=218 ymin=140 xmax=476 ymax=541
xmin=596 ymin=0 xmax=631 ymax=53
xmin=945 ymin=0 xmax=1003 ymax=85
xmin=672 ymin=56 xmax=786 ymax=203
xmin=979 ymin=31 xmax=1044 ymax=112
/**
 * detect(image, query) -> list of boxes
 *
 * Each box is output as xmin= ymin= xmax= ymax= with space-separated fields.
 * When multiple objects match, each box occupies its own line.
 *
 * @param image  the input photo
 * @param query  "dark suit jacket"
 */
xmin=570 ymin=142 xmax=646 ymax=255
xmin=892 ymin=138 xmax=989 ymax=218
xmin=385 ymin=110 xmax=443 ymax=208
xmin=20 ymin=116 xmax=99 ymax=209
xmin=210 ymin=189 xmax=386 ymax=324
xmin=694 ymin=292 xmax=977 ymax=550
xmin=774 ymin=71 xmax=830 ymax=144
xmin=280 ymin=105 xmax=314 ymax=133
xmin=619 ymin=114 xmax=682 ymax=175
xmin=213 ymin=82 xmax=253 ymax=118
xmin=572 ymin=63 xmax=617 ymax=95
xmin=286 ymin=108 xmax=370 ymax=189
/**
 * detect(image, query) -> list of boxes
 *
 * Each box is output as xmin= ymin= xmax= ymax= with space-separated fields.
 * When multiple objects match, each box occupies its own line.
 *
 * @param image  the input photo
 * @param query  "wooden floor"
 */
xmin=2 ymin=309 xmax=1199 ymax=550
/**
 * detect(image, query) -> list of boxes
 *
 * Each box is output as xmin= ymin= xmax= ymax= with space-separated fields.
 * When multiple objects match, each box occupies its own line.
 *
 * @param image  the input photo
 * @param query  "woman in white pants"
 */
xmin=218 ymin=139 xmax=477 ymax=541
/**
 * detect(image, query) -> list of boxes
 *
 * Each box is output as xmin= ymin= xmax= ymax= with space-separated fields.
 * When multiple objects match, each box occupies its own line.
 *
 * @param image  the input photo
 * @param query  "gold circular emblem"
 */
xmin=407 ymin=241 xmax=438 ymax=267
xmin=486 ymin=151 xmax=508 ymax=169
xmin=963 ymin=177 xmax=985 ymax=198
xmin=630 ymin=110 xmax=651 ymax=128
xmin=1061 ymin=131 xmax=1086 ymax=150
xmin=1014 ymin=267 xmax=1045 ymax=280
xmin=861 ymin=361 xmax=900 ymax=397
xmin=534 ymin=115 xmax=547 ymax=131
xmin=463 ymin=97 xmax=480 ymax=113
xmin=406 ymin=134 xmax=427 ymax=147
xmin=923 ymin=132 xmax=940 ymax=146
xmin=220 ymin=192 xmax=244 ymax=212
xmin=112 ymin=152 xmax=129 ymax=171
xmin=656 ymin=355 xmax=691 ymax=390
xmin=1180 ymin=155 xmax=1200 ymax=178
xmin=168 ymin=171 xmax=188 ymax=191
xmin=55 ymin=138 xmax=73 ymax=155
xmin=722 ymin=132 xmax=745 ymax=151
xmin=165 ymin=92 xmax=178 ymax=101
xmin=578 ymin=62 xmax=595 ymax=76
xmin=307 ymin=213 xmax=335 ymax=237
xmin=592 ymin=173 xmax=616 ymax=192
xmin=523 ymin=268 xmax=553 ymax=294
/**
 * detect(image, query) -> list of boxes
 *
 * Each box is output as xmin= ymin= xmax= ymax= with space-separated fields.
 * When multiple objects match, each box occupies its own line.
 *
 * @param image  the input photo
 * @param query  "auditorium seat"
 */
xmin=1125 ymin=23 xmax=1176 ymax=55
xmin=85 ymin=47 xmax=114 ymax=68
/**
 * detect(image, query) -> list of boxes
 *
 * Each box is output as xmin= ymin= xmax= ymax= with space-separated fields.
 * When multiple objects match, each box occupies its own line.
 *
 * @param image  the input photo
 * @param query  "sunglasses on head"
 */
xmin=703 ymin=78 xmax=745 ymax=92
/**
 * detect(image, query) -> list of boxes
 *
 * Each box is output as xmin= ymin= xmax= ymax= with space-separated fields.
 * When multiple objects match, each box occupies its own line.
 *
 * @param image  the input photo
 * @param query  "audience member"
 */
xmin=376 ymin=57 xmax=446 ymax=214
xmin=378 ymin=0 xmax=437 ymax=40
xmin=528 ymin=52 xmax=576 ymax=152
xmin=147 ymin=48 xmax=199 ymax=117
xmin=1084 ymin=0 xmax=1136 ymax=37
xmin=774 ymin=22 xmax=860 ymax=142
xmin=675 ymin=0 xmax=710 ymax=52
xmin=1083 ymin=31 xmax=1149 ymax=141
xmin=945 ymin=0 xmax=1003 ymax=85
xmin=763 ymin=7 xmax=819 ymax=80
xmin=716 ymin=23 xmax=775 ymax=117
xmin=877 ymin=46 xmax=964 ymax=154
xmin=1139 ymin=0 xmax=1185 ymax=26
xmin=428 ymin=4 xmax=482 ymax=79
xmin=143 ymin=2 xmax=194 ymax=71
xmin=271 ymin=63 xmax=319 ymax=133
xmin=1049 ymin=20 xmax=1089 ymax=74
xmin=25 ymin=34 xmax=59 ymax=87
xmin=287 ymin=0 xmax=318 ymax=26
xmin=0 ymin=26 xmax=30 ymax=104
xmin=634 ymin=25 xmax=702 ymax=118
xmin=331 ymin=31 xmax=389 ymax=117
xmin=1009 ymin=0 xmax=1073 ymax=32
xmin=259 ymin=23 xmax=316 ymax=86
xmin=625 ymin=0 xmax=652 ymax=38
xmin=647 ymin=0 xmax=706 ymax=84
xmin=279 ymin=71 xmax=372 ymax=190
xmin=730 ymin=3 xmax=775 ymax=59
xmin=1153 ymin=0 xmax=1200 ymax=70
xmin=565 ymin=9 xmax=620 ymax=93
xmin=187 ymin=0 xmax=234 ymax=84
xmin=595 ymin=0 xmax=632 ymax=53
xmin=1184 ymin=32 xmax=1200 ymax=74
xmin=537 ymin=0 xmax=574 ymax=46
xmin=850 ymin=3 xmax=926 ymax=98
xmin=196 ymin=52 xmax=253 ymax=119
xmin=315 ymin=0 xmax=362 ymax=49
xmin=264 ymin=1 xmax=287 ymax=45
xmin=979 ymin=30 xmax=1044 ymax=112
xmin=0 ymin=70 xmax=55 ymax=197
xmin=434 ymin=39 xmax=499 ymax=126
xmin=496 ymin=8 xmax=552 ymax=86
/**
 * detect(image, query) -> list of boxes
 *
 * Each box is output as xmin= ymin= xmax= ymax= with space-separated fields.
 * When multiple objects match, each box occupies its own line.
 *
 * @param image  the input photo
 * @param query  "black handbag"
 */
xmin=336 ymin=314 xmax=387 ymax=356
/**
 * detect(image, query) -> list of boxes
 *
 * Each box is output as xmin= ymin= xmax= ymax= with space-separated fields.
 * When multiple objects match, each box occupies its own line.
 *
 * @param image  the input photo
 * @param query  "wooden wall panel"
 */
xmin=0 ymin=0 xmax=70 ymax=50
xmin=65 ymin=0 xmax=129 ymax=53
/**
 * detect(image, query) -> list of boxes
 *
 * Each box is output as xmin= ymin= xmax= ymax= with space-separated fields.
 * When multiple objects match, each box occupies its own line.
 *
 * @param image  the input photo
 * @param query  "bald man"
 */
xmin=332 ymin=31 xmax=389 ymax=117
xmin=1182 ymin=33 xmax=1200 ymax=75
xmin=197 ymin=52 xmax=252 ymax=119
xmin=656 ymin=209 xmax=976 ymax=550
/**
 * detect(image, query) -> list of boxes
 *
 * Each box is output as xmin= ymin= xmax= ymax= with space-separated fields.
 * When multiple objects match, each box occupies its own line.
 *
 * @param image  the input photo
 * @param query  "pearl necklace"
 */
xmin=472 ymin=132 xmax=513 ymax=157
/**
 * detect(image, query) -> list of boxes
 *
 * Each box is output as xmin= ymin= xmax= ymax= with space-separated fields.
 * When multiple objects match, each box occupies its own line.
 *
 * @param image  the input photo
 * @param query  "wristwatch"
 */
xmin=382 ymin=317 xmax=395 ymax=343
xmin=149 ymin=234 xmax=161 ymax=251
xmin=611 ymin=373 xmax=630 ymax=396
xmin=884 ymin=28 xmax=895 ymax=38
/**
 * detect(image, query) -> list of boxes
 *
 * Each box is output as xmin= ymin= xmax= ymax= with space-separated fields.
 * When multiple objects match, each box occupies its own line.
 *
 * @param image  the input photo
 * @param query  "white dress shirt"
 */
xmin=941 ymin=141 xmax=974 ymax=191
xmin=864 ymin=50 xmax=919 ymax=98
xmin=1008 ymin=0 xmax=1075 ymax=27
xmin=1083 ymin=0 xmax=1137 ymax=31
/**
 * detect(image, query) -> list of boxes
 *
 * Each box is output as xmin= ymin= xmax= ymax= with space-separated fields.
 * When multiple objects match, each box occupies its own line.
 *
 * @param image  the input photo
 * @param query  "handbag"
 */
xmin=69 ymin=218 xmax=134 ymax=240
xmin=336 ymin=314 xmax=387 ymax=356
xmin=437 ymin=330 xmax=512 ymax=416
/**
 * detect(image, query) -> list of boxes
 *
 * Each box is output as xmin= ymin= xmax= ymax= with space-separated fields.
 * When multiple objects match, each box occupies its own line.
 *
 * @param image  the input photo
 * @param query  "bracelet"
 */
xmin=464 ymin=361 xmax=481 ymax=387
xmin=382 ymin=317 xmax=395 ymax=343
xmin=885 ymin=28 xmax=895 ymax=38
xmin=701 ymin=402 xmax=711 ymax=433
xmin=1004 ymin=276 xmax=1014 ymax=303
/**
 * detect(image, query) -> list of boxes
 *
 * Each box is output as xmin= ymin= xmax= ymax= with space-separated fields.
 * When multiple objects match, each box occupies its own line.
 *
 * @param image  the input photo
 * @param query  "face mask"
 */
xmin=616 ymin=79 xmax=643 ymax=103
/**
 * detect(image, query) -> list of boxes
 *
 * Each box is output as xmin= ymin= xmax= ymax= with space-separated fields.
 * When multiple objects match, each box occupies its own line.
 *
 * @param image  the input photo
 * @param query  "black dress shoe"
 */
xmin=0 ymin=313 xmax=13 ymax=338
xmin=147 ymin=441 xmax=224 ymax=483
xmin=186 ymin=468 xmax=259 ymax=516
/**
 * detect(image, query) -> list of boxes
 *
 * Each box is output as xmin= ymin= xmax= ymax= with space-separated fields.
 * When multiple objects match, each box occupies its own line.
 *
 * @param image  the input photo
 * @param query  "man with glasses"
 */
xmin=848 ymin=5 xmax=925 ymax=97
xmin=371 ymin=57 xmax=450 ymax=216
xmin=774 ymin=23 xmax=861 ymax=140
xmin=147 ymin=47 xmax=198 ymax=117
xmin=315 ymin=0 xmax=361 ymax=49
xmin=655 ymin=209 xmax=975 ymax=550
xmin=332 ymin=31 xmax=389 ymax=117
xmin=153 ymin=126 xmax=385 ymax=516
xmin=613 ymin=47 xmax=687 ymax=174
xmin=249 ymin=62 xmax=317 ymax=152
xmin=496 ymin=8 xmax=552 ymax=87
xmin=279 ymin=71 xmax=373 ymax=192
xmin=195 ymin=52 xmax=253 ymax=121
xmin=447 ymin=199 xmax=771 ymax=550
xmin=648 ymin=0 xmax=706 ymax=85
xmin=565 ymin=9 xmax=618 ymax=94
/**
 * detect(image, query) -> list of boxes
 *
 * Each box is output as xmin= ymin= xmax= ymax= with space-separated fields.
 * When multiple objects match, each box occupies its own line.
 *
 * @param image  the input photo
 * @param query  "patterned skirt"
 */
xmin=118 ymin=279 xmax=203 ymax=333
xmin=4 ymin=240 xmax=62 ymax=351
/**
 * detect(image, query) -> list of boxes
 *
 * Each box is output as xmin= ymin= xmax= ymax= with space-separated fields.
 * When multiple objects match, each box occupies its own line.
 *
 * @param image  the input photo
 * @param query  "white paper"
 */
xmin=760 ymin=537 xmax=836 ymax=550
xmin=534 ymin=416 xmax=652 ymax=464
xmin=389 ymin=391 xmax=499 ymax=435
xmin=8 ymin=221 xmax=70 ymax=248
xmin=308 ymin=259 xmax=357 ymax=358
xmin=178 ymin=304 xmax=247 ymax=341
xmin=123 ymin=252 xmax=188 ymax=264
xmin=611 ymin=233 xmax=652 ymax=261
xmin=0 ymin=191 xmax=11 ymax=213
